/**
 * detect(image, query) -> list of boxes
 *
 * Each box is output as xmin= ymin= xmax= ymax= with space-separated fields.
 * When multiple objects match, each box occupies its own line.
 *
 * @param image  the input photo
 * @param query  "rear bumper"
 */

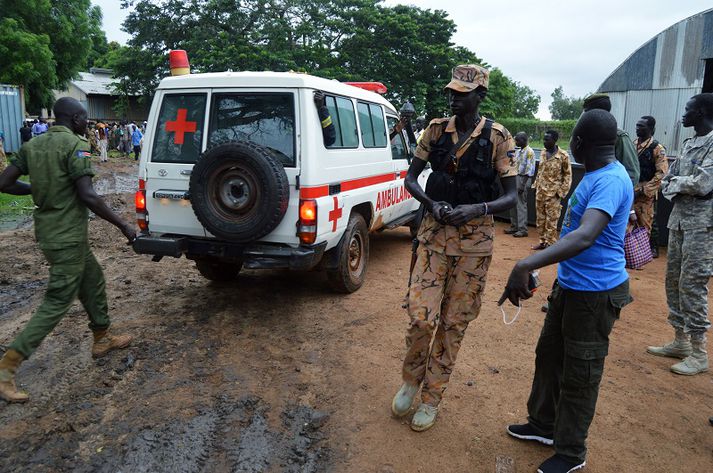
xmin=132 ymin=235 xmax=327 ymax=271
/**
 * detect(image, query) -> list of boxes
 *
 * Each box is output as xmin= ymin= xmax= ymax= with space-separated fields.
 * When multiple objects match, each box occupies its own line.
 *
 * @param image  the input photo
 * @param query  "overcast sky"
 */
xmin=90 ymin=0 xmax=708 ymax=119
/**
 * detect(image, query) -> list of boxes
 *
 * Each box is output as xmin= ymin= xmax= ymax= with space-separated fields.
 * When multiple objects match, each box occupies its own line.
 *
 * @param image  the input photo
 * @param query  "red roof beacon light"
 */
xmin=169 ymin=50 xmax=190 ymax=76
xmin=344 ymin=82 xmax=388 ymax=94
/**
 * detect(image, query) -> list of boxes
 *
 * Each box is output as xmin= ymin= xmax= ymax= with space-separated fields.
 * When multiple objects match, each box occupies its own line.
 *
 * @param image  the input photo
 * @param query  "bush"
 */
xmin=499 ymin=118 xmax=577 ymax=143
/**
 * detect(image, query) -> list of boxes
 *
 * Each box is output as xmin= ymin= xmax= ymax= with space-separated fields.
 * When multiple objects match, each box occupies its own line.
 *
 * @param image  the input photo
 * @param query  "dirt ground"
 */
xmin=0 ymin=158 xmax=711 ymax=473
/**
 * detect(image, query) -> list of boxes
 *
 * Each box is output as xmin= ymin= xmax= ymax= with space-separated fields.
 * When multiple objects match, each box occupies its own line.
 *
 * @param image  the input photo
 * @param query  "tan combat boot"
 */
xmin=91 ymin=329 xmax=133 ymax=359
xmin=646 ymin=329 xmax=692 ymax=359
xmin=671 ymin=334 xmax=709 ymax=376
xmin=0 ymin=349 xmax=29 ymax=403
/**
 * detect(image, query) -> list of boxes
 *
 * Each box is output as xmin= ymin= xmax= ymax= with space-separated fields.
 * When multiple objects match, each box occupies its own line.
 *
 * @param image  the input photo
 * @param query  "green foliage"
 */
xmin=0 ymin=0 xmax=95 ymax=113
xmin=498 ymin=118 xmax=577 ymax=144
xmin=115 ymin=0 xmax=539 ymax=122
xmin=549 ymin=86 xmax=584 ymax=120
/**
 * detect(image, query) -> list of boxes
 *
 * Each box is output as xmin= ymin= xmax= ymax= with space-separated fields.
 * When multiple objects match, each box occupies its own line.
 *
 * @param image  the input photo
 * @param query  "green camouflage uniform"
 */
xmin=615 ymin=129 xmax=640 ymax=187
xmin=533 ymin=148 xmax=572 ymax=246
xmin=661 ymin=130 xmax=713 ymax=338
xmin=402 ymin=115 xmax=516 ymax=406
xmin=8 ymin=126 xmax=110 ymax=359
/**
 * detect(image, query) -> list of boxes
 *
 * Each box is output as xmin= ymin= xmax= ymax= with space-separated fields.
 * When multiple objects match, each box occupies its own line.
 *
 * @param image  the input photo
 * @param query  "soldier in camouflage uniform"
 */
xmin=391 ymin=65 xmax=517 ymax=432
xmin=632 ymin=116 xmax=668 ymax=256
xmin=647 ymin=93 xmax=713 ymax=376
xmin=532 ymin=130 xmax=572 ymax=249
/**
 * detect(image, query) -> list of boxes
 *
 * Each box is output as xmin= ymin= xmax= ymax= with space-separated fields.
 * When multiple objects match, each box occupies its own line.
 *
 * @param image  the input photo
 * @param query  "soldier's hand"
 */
xmin=121 ymin=223 xmax=137 ymax=244
xmin=313 ymin=90 xmax=326 ymax=108
xmin=445 ymin=203 xmax=485 ymax=226
xmin=430 ymin=201 xmax=452 ymax=224
xmin=498 ymin=263 xmax=532 ymax=307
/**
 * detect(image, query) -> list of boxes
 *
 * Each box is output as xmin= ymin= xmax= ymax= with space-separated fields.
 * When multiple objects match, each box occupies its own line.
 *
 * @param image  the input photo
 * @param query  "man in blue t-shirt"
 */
xmin=498 ymin=109 xmax=633 ymax=473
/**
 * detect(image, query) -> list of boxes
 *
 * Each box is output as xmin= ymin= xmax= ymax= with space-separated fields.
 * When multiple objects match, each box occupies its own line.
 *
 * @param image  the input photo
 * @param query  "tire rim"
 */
xmin=348 ymin=232 xmax=364 ymax=278
xmin=208 ymin=164 xmax=259 ymax=220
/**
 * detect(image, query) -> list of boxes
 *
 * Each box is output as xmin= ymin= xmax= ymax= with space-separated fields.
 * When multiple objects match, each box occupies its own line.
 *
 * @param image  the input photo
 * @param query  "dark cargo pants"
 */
xmin=9 ymin=242 xmax=110 ymax=358
xmin=526 ymin=280 xmax=631 ymax=463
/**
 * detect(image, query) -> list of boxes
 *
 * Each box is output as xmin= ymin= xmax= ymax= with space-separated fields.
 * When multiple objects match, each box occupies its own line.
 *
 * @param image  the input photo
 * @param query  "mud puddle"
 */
xmin=0 ymin=279 xmax=45 ymax=318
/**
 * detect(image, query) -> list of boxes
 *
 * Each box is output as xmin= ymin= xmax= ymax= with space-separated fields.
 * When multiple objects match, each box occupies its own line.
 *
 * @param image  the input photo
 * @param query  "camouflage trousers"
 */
xmin=402 ymin=244 xmax=491 ymax=406
xmin=536 ymin=194 xmax=562 ymax=246
xmin=666 ymin=227 xmax=712 ymax=335
xmin=633 ymin=194 xmax=655 ymax=233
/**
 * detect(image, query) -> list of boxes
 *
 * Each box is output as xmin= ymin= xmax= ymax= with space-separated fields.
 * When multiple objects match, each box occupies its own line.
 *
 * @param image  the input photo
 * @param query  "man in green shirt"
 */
xmin=0 ymin=97 xmax=136 ymax=403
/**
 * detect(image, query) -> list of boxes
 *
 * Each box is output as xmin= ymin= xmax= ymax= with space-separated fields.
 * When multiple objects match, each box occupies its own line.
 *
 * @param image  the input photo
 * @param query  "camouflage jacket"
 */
xmin=416 ymin=115 xmax=516 ymax=256
xmin=533 ymin=147 xmax=572 ymax=199
xmin=662 ymin=129 xmax=713 ymax=230
xmin=634 ymin=137 xmax=668 ymax=199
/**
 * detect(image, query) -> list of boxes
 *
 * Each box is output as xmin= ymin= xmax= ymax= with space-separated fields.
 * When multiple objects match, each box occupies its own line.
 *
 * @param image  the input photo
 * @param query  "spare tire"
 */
xmin=190 ymin=141 xmax=289 ymax=242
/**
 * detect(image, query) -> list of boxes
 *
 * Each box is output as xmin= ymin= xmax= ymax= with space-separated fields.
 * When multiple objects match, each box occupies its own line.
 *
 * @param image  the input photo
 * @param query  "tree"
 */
xmin=549 ymin=86 xmax=584 ymax=120
xmin=115 ymin=0 xmax=537 ymax=121
xmin=0 ymin=0 xmax=96 ymax=112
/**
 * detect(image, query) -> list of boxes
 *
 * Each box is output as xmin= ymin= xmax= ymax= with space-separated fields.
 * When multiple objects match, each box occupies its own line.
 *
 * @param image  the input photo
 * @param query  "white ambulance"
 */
xmin=132 ymin=53 xmax=428 ymax=292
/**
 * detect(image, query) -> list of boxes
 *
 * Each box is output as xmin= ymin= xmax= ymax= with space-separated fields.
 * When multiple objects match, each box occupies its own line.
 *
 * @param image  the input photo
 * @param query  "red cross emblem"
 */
xmin=165 ymin=108 xmax=197 ymax=145
xmin=328 ymin=196 xmax=342 ymax=232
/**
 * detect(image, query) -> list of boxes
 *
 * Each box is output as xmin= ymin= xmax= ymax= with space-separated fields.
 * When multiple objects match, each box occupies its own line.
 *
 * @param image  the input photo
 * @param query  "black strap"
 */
xmin=440 ymin=120 xmax=476 ymax=161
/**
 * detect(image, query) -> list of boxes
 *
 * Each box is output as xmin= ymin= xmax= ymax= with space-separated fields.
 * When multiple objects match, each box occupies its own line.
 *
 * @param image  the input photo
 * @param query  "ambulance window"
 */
xmin=208 ymin=93 xmax=296 ymax=167
xmin=325 ymin=96 xmax=358 ymax=148
xmin=387 ymin=116 xmax=409 ymax=160
xmin=151 ymin=94 xmax=206 ymax=163
xmin=357 ymin=102 xmax=387 ymax=148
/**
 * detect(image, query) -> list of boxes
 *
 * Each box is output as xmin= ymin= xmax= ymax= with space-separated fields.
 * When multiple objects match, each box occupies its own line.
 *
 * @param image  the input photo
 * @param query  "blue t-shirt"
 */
xmin=557 ymin=161 xmax=633 ymax=291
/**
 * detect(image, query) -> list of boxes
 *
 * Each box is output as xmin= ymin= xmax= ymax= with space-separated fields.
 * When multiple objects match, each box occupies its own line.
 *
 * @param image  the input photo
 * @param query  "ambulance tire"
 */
xmin=327 ymin=213 xmax=369 ymax=293
xmin=190 ymin=141 xmax=289 ymax=243
xmin=195 ymin=259 xmax=242 ymax=282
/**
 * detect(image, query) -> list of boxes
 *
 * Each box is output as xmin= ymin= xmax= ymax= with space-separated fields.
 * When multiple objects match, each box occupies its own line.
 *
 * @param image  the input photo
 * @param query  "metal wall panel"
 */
xmin=0 ymin=84 xmax=24 ymax=153
xmin=607 ymin=92 xmax=627 ymax=128
xmin=623 ymin=90 xmax=653 ymax=133
xmin=648 ymin=89 xmax=684 ymax=155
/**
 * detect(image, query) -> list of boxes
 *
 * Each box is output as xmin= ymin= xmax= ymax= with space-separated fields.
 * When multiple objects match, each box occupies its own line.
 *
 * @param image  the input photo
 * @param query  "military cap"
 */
xmin=582 ymin=93 xmax=611 ymax=111
xmin=444 ymin=64 xmax=489 ymax=92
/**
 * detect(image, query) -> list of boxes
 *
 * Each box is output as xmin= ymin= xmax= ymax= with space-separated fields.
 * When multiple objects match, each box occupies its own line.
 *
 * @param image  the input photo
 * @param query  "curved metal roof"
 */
xmin=598 ymin=8 xmax=713 ymax=92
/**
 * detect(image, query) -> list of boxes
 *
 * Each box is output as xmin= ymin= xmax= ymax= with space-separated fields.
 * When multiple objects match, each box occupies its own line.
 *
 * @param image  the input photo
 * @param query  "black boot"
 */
xmin=650 ymin=241 xmax=659 ymax=258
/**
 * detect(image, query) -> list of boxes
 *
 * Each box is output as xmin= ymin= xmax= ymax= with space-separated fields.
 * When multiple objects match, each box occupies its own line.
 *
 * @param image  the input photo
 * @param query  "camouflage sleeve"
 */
xmin=414 ymin=121 xmax=441 ymax=162
xmin=663 ymin=151 xmax=713 ymax=198
xmin=68 ymin=138 xmax=95 ymax=181
xmin=643 ymin=144 xmax=668 ymax=198
xmin=560 ymin=152 xmax=572 ymax=198
xmin=492 ymin=127 xmax=517 ymax=178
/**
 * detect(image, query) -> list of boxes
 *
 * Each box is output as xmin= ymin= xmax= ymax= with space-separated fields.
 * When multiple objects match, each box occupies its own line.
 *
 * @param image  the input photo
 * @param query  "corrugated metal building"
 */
xmin=54 ymin=68 xmax=149 ymax=122
xmin=598 ymin=8 xmax=713 ymax=156
xmin=0 ymin=84 xmax=25 ymax=153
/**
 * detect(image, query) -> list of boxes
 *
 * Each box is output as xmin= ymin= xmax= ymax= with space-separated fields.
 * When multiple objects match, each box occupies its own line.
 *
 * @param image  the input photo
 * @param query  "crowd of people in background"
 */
xmin=11 ymin=118 xmax=146 ymax=163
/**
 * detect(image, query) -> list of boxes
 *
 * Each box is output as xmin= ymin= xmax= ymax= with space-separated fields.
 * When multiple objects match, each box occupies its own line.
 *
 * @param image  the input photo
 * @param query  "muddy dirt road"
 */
xmin=1 ymin=159 xmax=711 ymax=472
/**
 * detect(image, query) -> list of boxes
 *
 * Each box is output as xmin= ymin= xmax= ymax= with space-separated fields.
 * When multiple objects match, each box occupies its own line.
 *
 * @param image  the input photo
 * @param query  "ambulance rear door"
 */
xmin=144 ymin=89 xmax=210 ymax=237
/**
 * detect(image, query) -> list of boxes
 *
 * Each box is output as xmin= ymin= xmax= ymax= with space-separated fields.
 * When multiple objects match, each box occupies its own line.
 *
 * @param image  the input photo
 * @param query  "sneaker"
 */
xmin=410 ymin=403 xmax=438 ymax=432
xmin=537 ymin=454 xmax=585 ymax=473
xmin=391 ymin=383 xmax=418 ymax=417
xmin=506 ymin=423 xmax=553 ymax=446
xmin=513 ymin=231 xmax=529 ymax=238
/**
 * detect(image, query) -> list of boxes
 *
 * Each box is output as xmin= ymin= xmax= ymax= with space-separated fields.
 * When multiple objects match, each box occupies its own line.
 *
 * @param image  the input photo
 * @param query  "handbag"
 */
xmin=624 ymin=225 xmax=653 ymax=269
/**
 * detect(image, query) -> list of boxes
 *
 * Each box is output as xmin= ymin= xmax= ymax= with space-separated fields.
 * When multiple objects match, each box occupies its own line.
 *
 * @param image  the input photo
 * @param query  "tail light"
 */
xmin=297 ymin=199 xmax=317 ymax=244
xmin=136 ymin=179 xmax=148 ymax=231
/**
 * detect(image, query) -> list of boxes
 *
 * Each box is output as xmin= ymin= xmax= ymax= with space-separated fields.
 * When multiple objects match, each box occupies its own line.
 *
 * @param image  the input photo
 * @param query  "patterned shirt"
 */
xmin=634 ymin=137 xmax=668 ymax=199
xmin=515 ymin=145 xmax=536 ymax=177
xmin=533 ymin=147 xmax=572 ymax=199
xmin=415 ymin=115 xmax=516 ymax=256
xmin=662 ymin=129 xmax=713 ymax=230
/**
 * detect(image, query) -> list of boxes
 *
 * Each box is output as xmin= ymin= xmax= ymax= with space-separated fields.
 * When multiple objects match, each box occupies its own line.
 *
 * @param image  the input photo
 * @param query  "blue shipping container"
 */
xmin=0 ymin=84 xmax=24 ymax=154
